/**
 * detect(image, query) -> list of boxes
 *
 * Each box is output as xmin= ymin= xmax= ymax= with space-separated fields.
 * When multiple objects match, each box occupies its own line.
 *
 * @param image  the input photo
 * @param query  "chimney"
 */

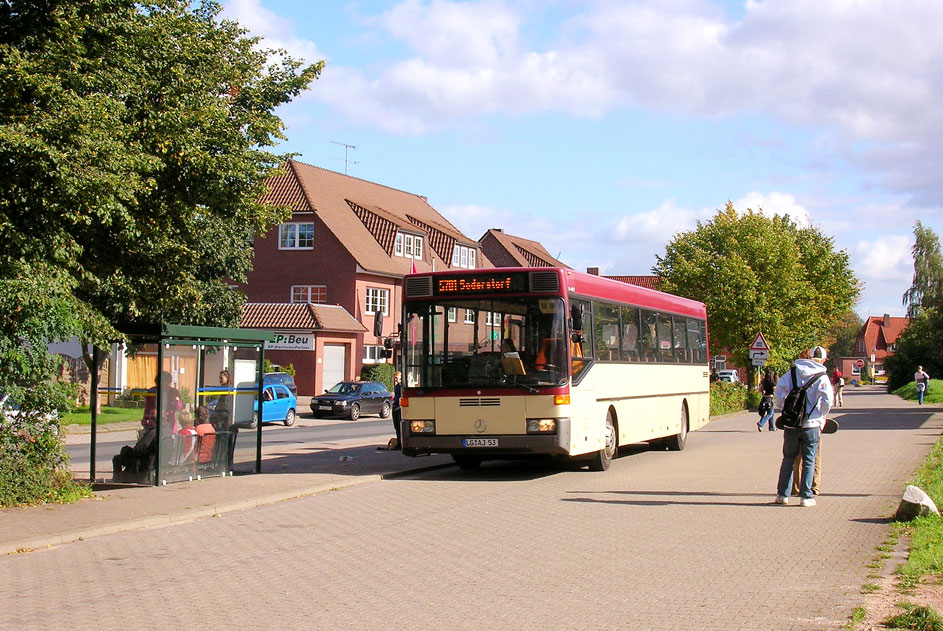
xmin=587 ymin=267 xmax=600 ymax=276
xmin=884 ymin=313 xmax=891 ymax=326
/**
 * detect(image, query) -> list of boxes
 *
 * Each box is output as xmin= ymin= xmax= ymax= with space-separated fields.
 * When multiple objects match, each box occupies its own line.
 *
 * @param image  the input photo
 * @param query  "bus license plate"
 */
xmin=463 ymin=438 xmax=498 ymax=448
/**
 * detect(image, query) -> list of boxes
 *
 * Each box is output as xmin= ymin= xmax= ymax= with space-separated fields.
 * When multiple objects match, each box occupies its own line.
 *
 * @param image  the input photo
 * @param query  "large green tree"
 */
xmin=886 ymin=223 xmax=943 ymax=390
xmin=652 ymin=202 xmax=860 ymax=378
xmin=0 ymin=0 xmax=321 ymax=503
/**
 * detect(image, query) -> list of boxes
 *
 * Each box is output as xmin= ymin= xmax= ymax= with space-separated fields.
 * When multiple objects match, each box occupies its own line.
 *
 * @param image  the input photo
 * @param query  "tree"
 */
xmin=902 ymin=221 xmax=943 ymax=317
xmin=828 ymin=310 xmax=864 ymax=363
xmin=1 ymin=0 xmax=323 ymax=337
xmin=0 ymin=0 xmax=322 ymax=503
xmin=652 ymin=202 xmax=860 ymax=380
xmin=887 ymin=224 xmax=943 ymax=390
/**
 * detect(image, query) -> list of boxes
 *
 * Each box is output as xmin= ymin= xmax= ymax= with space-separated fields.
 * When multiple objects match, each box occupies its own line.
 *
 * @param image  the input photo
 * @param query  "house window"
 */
xmin=366 ymin=287 xmax=389 ymax=316
xmin=363 ymin=345 xmax=385 ymax=364
xmin=394 ymin=232 xmax=423 ymax=260
xmin=451 ymin=244 xmax=477 ymax=269
xmin=447 ymin=307 xmax=457 ymax=322
xmin=291 ymin=285 xmax=327 ymax=304
xmin=464 ymin=310 xmax=475 ymax=324
xmin=279 ymin=223 xmax=314 ymax=249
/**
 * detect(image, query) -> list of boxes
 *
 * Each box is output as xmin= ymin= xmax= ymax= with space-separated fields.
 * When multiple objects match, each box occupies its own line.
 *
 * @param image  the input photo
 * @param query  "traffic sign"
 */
xmin=752 ymin=357 xmax=767 ymax=366
xmin=855 ymin=359 xmax=865 ymax=368
xmin=750 ymin=333 xmax=770 ymax=351
xmin=750 ymin=350 xmax=769 ymax=361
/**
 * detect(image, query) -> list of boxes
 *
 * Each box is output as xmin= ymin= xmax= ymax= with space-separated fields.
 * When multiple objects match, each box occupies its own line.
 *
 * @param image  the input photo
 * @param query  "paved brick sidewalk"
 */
xmin=0 ymin=435 xmax=450 ymax=554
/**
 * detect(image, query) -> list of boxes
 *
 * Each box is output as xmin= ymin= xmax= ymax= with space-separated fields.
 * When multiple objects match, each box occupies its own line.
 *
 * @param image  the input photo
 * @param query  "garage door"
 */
xmin=322 ymin=344 xmax=347 ymax=391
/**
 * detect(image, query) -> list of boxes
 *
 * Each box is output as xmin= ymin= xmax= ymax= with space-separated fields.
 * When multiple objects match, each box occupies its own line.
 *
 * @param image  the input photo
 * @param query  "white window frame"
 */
xmin=394 ymin=232 xmax=423 ymax=260
xmin=464 ymin=310 xmax=475 ymax=324
xmin=362 ymin=345 xmax=384 ymax=364
xmin=279 ymin=222 xmax=314 ymax=250
xmin=291 ymin=285 xmax=327 ymax=304
xmin=451 ymin=244 xmax=477 ymax=269
xmin=366 ymin=287 xmax=389 ymax=316
xmin=447 ymin=307 xmax=457 ymax=322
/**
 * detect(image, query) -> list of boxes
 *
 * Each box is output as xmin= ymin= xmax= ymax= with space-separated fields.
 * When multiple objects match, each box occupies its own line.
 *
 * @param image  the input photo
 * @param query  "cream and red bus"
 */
xmin=399 ymin=267 xmax=709 ymax=470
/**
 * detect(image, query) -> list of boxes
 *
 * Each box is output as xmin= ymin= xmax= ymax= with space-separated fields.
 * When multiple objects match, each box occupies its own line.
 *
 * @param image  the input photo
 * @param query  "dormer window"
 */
xmin=451 ymin=244 xmax=477 ymax=269
xmin=394 ymin=232 xmax=423 ymax=260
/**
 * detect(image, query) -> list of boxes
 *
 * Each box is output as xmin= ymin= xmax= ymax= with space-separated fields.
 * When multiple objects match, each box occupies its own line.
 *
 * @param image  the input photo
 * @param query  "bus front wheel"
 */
xmin=665 ymin=403 xmax=689 ymax=451
xmin=589 ymin=409 xmax=617 ymax=471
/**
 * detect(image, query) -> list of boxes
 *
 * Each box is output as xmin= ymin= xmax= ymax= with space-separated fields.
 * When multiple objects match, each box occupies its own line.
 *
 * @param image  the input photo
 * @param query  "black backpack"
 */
xmin=777 ymin=366 xmax=825 ymax=428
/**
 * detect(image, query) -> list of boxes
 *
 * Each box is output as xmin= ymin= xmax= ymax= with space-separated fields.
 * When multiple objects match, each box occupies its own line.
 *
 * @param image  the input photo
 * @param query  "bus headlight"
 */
xmin=526 ymin=419 xmax=557 ymax=434
xmin=410 ymin=420 xmax=435 ymax=434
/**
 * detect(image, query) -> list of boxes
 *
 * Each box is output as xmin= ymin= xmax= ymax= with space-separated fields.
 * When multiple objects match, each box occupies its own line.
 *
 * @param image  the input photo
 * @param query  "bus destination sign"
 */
xmin=435 ymin=273 xmax=529 ymax=295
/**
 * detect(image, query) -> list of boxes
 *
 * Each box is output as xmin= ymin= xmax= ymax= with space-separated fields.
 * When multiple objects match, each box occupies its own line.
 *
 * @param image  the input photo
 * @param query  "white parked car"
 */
xmin=716 ymin=369 xmax=741 ymax=383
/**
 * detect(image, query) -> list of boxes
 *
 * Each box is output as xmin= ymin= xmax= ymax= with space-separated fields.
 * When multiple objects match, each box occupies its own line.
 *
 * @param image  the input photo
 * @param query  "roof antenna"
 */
xmin=330 ymin=141 xmax=361 ymax=174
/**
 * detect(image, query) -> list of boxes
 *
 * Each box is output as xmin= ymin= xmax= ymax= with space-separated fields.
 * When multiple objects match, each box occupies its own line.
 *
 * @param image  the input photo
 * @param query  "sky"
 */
xmin=221 ymin=0 xmax=943 ymax=320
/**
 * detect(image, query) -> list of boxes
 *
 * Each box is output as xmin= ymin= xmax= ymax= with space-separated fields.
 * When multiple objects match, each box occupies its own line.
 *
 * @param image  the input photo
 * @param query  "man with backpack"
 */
xmin=773 ymin=346 xmax=834 ymax=507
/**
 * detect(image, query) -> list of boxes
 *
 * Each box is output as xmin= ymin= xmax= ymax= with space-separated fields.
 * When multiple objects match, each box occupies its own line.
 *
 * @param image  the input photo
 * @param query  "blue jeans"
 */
xmin=918 ymin=385 xmax=926 ymax=405
xmin=777 ymin=426 xmax=820 ymax=499
xmin=759 ymin=407 xmax=775 ymax=430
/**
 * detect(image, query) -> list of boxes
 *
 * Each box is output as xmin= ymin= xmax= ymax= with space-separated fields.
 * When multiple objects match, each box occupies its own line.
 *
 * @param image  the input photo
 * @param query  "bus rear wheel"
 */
xmin=665 ymin=403 xmax=689 ymax=451
xmin=589 ymin=409 xmax=617 ymax=471
xmin=453 ymin=455 xmax=482 ymax=470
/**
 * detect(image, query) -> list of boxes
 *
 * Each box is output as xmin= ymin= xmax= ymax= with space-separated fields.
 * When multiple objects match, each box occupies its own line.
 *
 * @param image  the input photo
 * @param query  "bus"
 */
xmin=399 ymin=267 xmax=710 ymax=470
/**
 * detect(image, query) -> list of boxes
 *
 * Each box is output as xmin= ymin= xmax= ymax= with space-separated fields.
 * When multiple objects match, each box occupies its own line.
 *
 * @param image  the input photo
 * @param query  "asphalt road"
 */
xmin=66 ymin=416 xmax=396 ymax=471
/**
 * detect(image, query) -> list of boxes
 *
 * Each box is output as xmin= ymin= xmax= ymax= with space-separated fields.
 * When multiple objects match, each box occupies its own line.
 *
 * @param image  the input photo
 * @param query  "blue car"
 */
xmin=252 ymin=384 xmax=297 ymax=427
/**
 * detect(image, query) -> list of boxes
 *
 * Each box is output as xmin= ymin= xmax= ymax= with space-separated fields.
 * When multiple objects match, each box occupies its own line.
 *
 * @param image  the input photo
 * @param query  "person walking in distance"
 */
xmin=832 ymin=369 xmax=845 ymax=407
xmin=757 ymin=368 xmax=777 ymax=432
xmin=915 ymin=366 xmax=931 ymax=405
xmin=774 ymin=346 xmax=834 ymax=507
xmin=391 ymin=371 xmax=403 ymax=450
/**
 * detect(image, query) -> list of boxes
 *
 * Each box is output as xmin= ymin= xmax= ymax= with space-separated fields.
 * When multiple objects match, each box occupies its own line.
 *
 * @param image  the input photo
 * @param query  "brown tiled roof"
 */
xmin=263 ymin=160 xmax=484 ymax=275
xmin=406 ymin=214 xmax=460 ymax=264
xmin=857 ymin=315 xmax=910 ymax=359
xmin=241 ymin=303 xmax=366 ymax=333
xmin=258 ymin=164 xmax=313 ymax=211
xmin=605 ymin=275 xmax=661 ymax=290
xmin=478 ymin=229 xmax=570 ymax=269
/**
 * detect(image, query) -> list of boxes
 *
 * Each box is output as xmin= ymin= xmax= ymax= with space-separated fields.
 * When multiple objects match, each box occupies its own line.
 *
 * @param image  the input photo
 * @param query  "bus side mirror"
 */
xmin=571 ymin=331 xmax=584 ymax=344
xmin=570 ymin=304 xmax=583 ymax=331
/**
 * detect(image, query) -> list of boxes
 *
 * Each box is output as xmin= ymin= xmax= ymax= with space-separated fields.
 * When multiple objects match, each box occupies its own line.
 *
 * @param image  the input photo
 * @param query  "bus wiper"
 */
xmin=505 ymin=379 xmax=538 ymax=393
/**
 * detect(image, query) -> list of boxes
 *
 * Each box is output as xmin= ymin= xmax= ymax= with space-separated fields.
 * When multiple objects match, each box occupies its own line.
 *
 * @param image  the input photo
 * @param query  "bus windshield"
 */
xmin=403 ymin=297 xmax=568 ymax=389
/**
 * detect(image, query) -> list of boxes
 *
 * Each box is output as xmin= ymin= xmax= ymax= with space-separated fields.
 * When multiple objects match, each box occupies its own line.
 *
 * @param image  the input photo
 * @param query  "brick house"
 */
xmin=478 ymin=229 xmax=570 ymax=268
xmin=242 ymin=160 xmax=486 ymax=395
xmin=841 ymin=314 xmax=910 ymax=383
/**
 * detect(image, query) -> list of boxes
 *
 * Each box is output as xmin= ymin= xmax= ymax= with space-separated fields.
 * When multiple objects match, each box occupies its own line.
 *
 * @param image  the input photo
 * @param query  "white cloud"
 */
xmin=285 ymin=0 xmax=943 ymax=202
xmin=733 ymin=191 xmax=811 ymax=227
xmin=222 ymin=0 xmax=323 ymax=63
xmin=849 ymin=234 xmax=912 ymax=283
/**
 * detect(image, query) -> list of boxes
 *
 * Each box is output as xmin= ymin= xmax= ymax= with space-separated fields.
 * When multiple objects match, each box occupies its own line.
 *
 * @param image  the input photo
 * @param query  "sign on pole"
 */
xmin=749 ymin=333 xmax=770 ymax=352
xmin=855 ymin=359 xmax=865 ymax=368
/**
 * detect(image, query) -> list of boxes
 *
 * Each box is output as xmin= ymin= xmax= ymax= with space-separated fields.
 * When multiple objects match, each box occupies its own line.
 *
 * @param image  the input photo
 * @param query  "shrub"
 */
xmin=710 ymin=381 xmax=749 ymax=416
xmin=0 ymin=415 xmax=91 ymax=507
xmin=361 ymin=363 xmax=395 ymax=391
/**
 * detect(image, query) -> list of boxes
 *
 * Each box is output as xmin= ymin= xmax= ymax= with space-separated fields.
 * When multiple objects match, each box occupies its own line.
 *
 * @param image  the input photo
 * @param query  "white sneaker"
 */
xmin=775 ymin=495 xmax=789 ymax=504
xmin=800 ymin=498 xmax=816 ymax=507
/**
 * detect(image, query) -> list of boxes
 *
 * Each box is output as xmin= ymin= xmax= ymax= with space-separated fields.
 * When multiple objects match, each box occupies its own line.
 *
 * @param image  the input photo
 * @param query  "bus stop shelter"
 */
xmin=88 ymin=324 xmax=275 ymax=486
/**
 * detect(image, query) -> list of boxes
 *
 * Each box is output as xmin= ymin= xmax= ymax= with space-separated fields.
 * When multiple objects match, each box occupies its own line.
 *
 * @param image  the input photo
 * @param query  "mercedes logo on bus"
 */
xmin=474 ymin=419 xmax=487 ymax=433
